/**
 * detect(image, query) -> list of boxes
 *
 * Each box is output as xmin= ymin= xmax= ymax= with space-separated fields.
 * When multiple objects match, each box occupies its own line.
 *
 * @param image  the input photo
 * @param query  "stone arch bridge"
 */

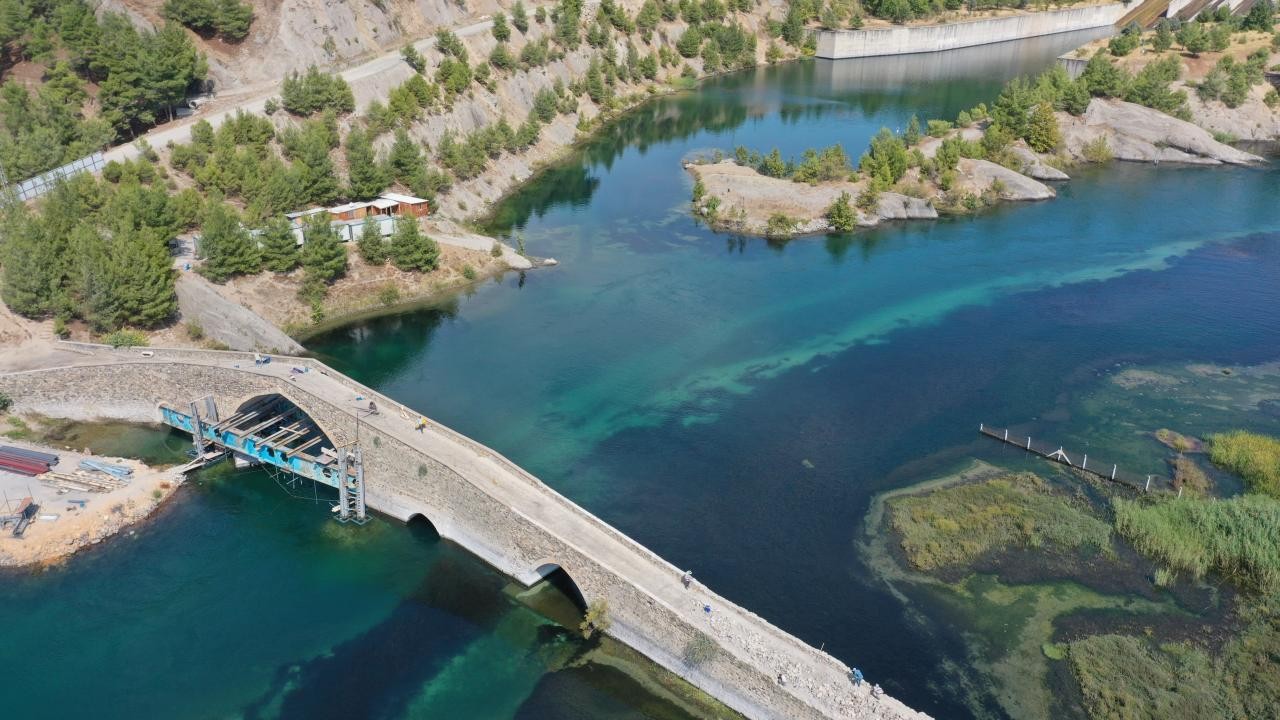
xmin=0 ymin=343 xmax=926 ymax=720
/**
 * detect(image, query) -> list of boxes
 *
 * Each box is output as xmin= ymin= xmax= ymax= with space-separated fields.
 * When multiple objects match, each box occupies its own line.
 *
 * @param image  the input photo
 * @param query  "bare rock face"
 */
xmin=1059 ymin=99 xmax=1264 ymax=165
xmin=874 ymin=193 xmax=938 ymax=222
xmin=958 ymin=158 xmax=1056 ymax=200
xmin=1009 ymin=144 xmax=1069 ymax=181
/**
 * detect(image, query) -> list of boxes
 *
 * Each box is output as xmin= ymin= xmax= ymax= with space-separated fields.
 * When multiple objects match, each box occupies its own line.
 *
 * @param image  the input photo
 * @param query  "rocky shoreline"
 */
xmin=688 ymin=98 xmax=1263 ymax=239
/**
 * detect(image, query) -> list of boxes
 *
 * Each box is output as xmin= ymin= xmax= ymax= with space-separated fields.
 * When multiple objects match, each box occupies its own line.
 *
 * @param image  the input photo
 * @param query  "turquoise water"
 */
xmin=5 ymin=29 xmax=1280 ymax=719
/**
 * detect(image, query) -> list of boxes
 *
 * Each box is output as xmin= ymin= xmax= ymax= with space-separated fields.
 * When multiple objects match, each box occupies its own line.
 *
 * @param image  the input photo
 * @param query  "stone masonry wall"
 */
xmin=0 ymin=352 xmax=896 ymax=720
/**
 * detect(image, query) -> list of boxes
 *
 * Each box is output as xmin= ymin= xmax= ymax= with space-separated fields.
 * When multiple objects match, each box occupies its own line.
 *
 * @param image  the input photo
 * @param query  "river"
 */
xmin=4 ymin=28 xmax=1279 ymax=720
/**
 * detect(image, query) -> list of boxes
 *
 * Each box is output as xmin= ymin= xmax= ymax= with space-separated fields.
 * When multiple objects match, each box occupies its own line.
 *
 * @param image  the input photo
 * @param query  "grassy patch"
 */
xmin=1068 ymin=635 xmax=1231 ymax=719
xmin=887 ymin=472 xmax=1113 ymax=571
xmin=1171 ymin=456 xmax=1211 ymax=496
xmin=1207 ymin=430 xmax=1280 ymax=498
xmin=1114 ymin=494 xmax=1280 ymax=593
xmin=1068 ymin=601 xmax=1280 ymax=720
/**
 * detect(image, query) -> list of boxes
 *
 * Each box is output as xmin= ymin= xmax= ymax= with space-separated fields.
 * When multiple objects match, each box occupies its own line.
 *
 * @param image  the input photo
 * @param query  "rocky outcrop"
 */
xmin=175 ymin=273 xmax=305 ymax=354
xmin=1008 ymin=144 xmax=1069 ymax=180
xmin=957 ymin=158 xmax=1056 ymax=200
xmin=873 ymin=193 xmax=939 ymax=223
xmin=687 ymin=161 xmax=938 ymax=236
xmin=1059 ymin=99 xmax=1265 ymax=165
xmin=1182 ymin=82 xmax=1280 ymax=143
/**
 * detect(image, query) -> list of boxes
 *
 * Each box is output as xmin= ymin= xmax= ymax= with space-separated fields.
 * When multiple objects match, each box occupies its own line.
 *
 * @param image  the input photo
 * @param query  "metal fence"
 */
xmin=11 ymin=152 xmax=106 ymax=202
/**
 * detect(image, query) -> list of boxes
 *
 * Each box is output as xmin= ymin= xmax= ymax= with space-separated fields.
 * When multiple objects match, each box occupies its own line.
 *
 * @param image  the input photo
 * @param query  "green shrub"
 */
xmin=185 ymin=322 xmax=204 ymax=340
xmin=925 ymin=119 xmax=953 ymax=137
xmin=377 ymin=284 xmax=401 ymax=307
xmin=0 ymin=391 xmax=11 ymax=413
xmin=462 ymin=264 xmax=477 ymax=280
xmin=580 ymin=599 xmax=611 ymax=639
xmin=765 ymin=213 xmax=797 ymax=238
xmin=1082 ymin=136 xmax=1113 ymax=163
xmin=825 ymin=191 xmax=857 ymax=232
xmin=103 ymin=329 xmax=149 ymax=348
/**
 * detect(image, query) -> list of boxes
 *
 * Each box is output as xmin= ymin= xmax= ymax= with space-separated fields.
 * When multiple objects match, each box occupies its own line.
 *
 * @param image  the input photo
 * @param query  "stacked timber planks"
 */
xmin=0 ymin=445 xmax=59 ymax=476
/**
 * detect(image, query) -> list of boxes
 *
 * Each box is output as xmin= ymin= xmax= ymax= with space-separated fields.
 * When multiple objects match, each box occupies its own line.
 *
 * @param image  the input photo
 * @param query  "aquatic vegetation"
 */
xmin=1068 ymin=635 xmax=1232 ymax=719
xmin=888 ymin=472 xmax=1113 ymax=571
xmin=1207 ymin=430 xmax=1280 ymax=498
xmin=1069 ymin=600 xmax=1280 ymax=720
xmin=1114 ymin=494 xmax=1280 ymax=593
xmin=1171 ymin=456 xmax=1211 ymax=496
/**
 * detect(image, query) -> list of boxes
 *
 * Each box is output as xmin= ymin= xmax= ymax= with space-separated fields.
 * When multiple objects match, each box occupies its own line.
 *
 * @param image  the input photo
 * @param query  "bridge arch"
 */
xmin=528 ymin=561 xmax=588 ymax=614
xmin=406 ymin=512 xmax=441 ymax=542
xmin=206 ymin=392 xmax=347 ymax=484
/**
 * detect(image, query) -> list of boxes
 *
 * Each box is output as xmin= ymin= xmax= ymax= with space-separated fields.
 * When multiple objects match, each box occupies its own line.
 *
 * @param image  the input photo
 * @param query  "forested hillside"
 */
xmin=0 ymin=0 xmax=206 ymax=183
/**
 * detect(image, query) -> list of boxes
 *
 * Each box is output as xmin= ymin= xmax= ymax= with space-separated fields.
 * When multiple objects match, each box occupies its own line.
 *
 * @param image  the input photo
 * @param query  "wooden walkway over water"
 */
xmin=979 ymin=424 xmax=1173 ymax=493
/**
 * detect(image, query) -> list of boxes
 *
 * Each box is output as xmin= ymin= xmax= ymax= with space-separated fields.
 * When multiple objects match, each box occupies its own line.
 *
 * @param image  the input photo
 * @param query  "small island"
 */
xmin=688 ymin=27 xmax=1272 ymax=239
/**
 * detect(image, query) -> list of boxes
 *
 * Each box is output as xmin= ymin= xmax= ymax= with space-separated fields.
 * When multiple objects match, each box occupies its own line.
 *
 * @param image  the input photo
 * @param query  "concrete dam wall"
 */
xmin=816 ymin=3 xmax=1127 ymax=59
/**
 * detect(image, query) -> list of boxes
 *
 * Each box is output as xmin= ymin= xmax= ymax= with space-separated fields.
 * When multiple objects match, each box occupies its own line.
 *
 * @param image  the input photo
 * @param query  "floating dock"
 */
xmin=979 ymin=423 xmax=1173 ymax=493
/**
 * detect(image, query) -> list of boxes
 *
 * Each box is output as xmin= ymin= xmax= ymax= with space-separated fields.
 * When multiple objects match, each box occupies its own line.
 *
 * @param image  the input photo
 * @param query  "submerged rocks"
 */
xmin=1059 ymin=99 xmax=1265 ymax=166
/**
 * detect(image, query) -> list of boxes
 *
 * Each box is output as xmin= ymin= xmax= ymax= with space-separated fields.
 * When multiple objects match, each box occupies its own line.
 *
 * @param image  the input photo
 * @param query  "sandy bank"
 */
xmin=0 ymin=437 xmax=185 ymax=568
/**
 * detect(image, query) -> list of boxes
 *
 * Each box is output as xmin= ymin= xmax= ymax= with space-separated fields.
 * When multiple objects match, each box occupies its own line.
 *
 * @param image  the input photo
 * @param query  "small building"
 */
xmin=327 ymin=201 xmax=372 ymax=222
xmin=378 ymin=192 xmax=431 ymax=218
xmin=277 ymin=193 xmax=431 ymax=245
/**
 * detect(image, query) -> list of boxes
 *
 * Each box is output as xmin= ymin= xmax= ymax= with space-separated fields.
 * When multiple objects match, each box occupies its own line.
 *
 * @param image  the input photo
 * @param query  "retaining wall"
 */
xmin=816 ymin=3 xmax=1128 ymax=59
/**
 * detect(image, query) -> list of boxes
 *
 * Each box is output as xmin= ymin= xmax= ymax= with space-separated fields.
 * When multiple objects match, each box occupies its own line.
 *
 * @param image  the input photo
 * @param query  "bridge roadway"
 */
xmin=0 ymin=343 xmax=927 ymax=720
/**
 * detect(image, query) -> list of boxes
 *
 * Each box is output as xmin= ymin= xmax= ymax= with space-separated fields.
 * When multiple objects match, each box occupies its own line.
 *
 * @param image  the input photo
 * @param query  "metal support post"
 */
xmin=337 ymin=447 xmax=350 ymax=521
xmin=354 ymin=446 xmax=367 ymax=522
xmin=189 ymin=402 xmax=206 ymax=456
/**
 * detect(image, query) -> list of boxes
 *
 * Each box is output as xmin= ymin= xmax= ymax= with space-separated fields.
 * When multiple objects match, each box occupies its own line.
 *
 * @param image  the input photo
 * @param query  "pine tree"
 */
xmin=300 ymin=214 xmax=347 ymax=286
xmin=492 ymin=11 xmax=511 ymax=41
xmin=357 ymin=216 xmax=388 ymax=265
xmin=259 ymin=215 xmax=299 ymax=272
xmin=904 ymin=115 xmax=921 ymax=146
xmin=294 ymin=124 xmax=340 ymax=204
xmin=1026 ymin=102 xmax=1061 ymax=153
xmin=511 ymin=0 xmax=529 ymax=32
xmin=825 ymin=191 xmax=856 ymax=232
xmin=389 ymin=217 xmax=439 ymax=272
xmin=105 ymin=224 xmax=177 ymax=328
xmin=199 ymin=202 xmax=260 ymax=281
xmin=388 ymin=128 xmax=423 ymax=182
xmin=344 ymin=127 xmax=387 ymax=201
xmin=0 ymin=209 xmax=58 ymax=317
